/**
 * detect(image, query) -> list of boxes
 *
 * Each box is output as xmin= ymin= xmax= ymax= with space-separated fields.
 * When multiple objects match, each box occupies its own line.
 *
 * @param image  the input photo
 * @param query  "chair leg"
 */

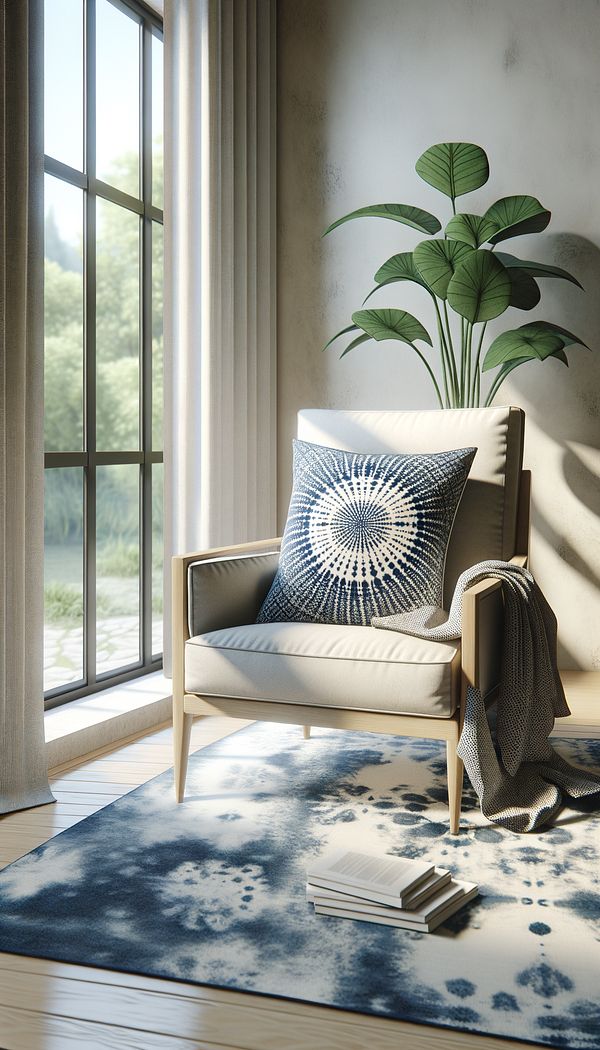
xmin=446 ymin=737 xmax=464 ymax=835
xmin=173 ymin=696 xmax=194 ymax=803
xmin=302 ymin=725 xmax=311 ymax=740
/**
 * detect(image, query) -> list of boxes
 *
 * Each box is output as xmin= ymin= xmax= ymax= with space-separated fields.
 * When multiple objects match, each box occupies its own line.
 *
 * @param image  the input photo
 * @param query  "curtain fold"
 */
xmin=0 ymin=0 xmax=54 ymax=814
xmin=163 ymin=0 xmax=277 ymax=671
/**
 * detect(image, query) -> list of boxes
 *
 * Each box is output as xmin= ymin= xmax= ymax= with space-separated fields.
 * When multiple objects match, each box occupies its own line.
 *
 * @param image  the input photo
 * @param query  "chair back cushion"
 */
xmin=297 ymin=406 xmax=524 ymax=604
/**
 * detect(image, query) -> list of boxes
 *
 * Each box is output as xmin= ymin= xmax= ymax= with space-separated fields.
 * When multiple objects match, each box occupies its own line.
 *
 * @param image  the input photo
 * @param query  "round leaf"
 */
xmin=415 ymin=143 xmax=489 ymax=201
xmin=507 ymin=268 xmax=541 ymax=311
xmin=445 ymin=213 xmax=498 ymax=248
xmin=494 ymin=252 xmax=583 ymax=289
xmin=352 ymin=308 xmax=432 ymax=346
xmin=413 ymin=239 xmax=474 ymax=300
xmin=374 ymin=252 xmax=428 ymax=288
xmin=484 ymin=195 xmax=551 ymax=244
xmin=446 ymin=250 xmax=512 ymax=323
xmin=364 ymin=253 xmax=429 ymax=304
xmin=483 ymin=329 xmax=564 ymax=371
xmin=323 ymin=203 xmax=441 ymax=237
xmin=517 ymin=320 xmax=589 ymax=349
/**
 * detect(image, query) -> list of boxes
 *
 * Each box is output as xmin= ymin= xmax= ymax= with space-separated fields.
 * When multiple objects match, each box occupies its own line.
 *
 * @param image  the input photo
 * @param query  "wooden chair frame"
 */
xmin=172 ymin=471 xmax=531 ymax=834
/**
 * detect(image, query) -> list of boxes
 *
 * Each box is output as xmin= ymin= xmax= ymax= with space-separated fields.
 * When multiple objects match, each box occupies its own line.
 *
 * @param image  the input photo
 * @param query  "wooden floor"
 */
xmin=0 ymin=691 xmax=597 ymax=1050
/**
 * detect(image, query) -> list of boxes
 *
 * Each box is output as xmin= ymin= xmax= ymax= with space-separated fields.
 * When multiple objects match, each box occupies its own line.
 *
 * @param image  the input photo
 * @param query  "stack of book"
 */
xmin=306 ymin=849 xmax=478 ymax=933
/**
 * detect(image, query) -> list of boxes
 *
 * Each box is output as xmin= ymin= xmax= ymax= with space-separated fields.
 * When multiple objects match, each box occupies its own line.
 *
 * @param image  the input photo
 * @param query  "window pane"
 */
xmin=152 ymin=463 xmax=163 ymax=657
xmin=44 ymin=175 xmax=84 ymax=452
xmin=44 ymin=0 xmax=84 ymax=170
xmin=96 ymin=465 xmax=140 ymax=674
xmin=152 ymin=221 xmax=163 ymax=450
xmin=152 ymin=35 xmax=163 ymax=208
xmin=96 ymin=199 xmax=140 ymax=451
xmin=44 ymin=468 xmax=84 ymax=692
xmin=96 ymin=0 xmax=140 ymax=197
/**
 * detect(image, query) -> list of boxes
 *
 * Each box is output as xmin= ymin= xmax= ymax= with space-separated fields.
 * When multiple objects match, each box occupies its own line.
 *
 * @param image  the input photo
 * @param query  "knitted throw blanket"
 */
xmin=372 ymin=561 xmax=600 ymax=833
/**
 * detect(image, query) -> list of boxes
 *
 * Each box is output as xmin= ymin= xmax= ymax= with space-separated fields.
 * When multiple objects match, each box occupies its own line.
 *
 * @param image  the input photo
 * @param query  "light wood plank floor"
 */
xmin=0 ymin=690 xmax=597 ymax=1050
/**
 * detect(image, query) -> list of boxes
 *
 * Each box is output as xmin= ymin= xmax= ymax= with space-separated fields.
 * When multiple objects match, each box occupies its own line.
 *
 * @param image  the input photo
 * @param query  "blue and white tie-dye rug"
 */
xmin=0 ymin=722 xmax=599 ymax=1048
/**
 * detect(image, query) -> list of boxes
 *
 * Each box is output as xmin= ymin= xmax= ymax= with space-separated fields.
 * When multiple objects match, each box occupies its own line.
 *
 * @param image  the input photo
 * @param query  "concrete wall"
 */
xmin=277 ymin=0 xmax=600 ymax=669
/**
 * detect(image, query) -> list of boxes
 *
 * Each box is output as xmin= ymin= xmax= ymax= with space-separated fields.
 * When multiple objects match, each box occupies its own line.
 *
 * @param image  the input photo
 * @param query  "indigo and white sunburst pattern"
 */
xmin=257 ymin=439 xmax=476 ymax=626
xmin=0 ymin=722 xmax=599 ymax=1049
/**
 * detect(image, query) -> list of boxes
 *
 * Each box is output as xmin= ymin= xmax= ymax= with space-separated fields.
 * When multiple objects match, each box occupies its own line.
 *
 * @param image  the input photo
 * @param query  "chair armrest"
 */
xmin=187 ymin=548 xmax=280 ymax=637
xmin=461 ymin=552 xmax=527 ymax=696
xmin=172 ymin=537 xmax=282 ymax=704
xmin=173 ymin=536 xmax=282 ymax=639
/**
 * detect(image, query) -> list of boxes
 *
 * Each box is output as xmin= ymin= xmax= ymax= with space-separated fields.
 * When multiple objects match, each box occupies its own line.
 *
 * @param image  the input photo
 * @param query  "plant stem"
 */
xmin=410 ymin=343 xmax=444 ymax=408
xmin=433 ymin=298 xmax=453 ymax=407
xmin=442 ymin=301 xmax=459 ymax=405
xmin=484 ymin=361 xmax=520 ymax=407
xmin=465 ymin=323 xmax=474 ymax=406
xmin=459 ymin=320 xmax=470 ymax=407
xmin=471 ymin=322 xmax=488 ymax=407
xmin=439 ymin=343 xmax=451 ymax=409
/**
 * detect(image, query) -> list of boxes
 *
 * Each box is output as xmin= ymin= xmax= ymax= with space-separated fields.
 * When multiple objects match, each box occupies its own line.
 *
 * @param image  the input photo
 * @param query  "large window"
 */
xmin=43 ymin=0 xmax=164 ymax=706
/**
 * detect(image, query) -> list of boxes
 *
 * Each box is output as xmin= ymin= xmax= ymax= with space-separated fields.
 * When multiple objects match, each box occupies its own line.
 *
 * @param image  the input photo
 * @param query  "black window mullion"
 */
xmin=85 ymin=0 xmax=97 ymax=689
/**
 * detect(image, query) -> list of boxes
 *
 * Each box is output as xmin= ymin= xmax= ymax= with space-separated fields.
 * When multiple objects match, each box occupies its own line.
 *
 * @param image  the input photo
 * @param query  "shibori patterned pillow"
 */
xmin=257 ymin=439 xmax=477 ymax=627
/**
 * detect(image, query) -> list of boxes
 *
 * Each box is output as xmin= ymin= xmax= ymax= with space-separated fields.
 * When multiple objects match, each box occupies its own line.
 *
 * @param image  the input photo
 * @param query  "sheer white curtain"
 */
xmin=0 ymin=0 xmax=54 ymax=814
xmin=163 ymin=0 xmax=277 ymax=669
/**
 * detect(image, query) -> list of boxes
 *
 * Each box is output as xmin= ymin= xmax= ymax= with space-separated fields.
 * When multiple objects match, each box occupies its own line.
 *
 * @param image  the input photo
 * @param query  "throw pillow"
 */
xmin=257 ymin=439 xmax=476 ymax=627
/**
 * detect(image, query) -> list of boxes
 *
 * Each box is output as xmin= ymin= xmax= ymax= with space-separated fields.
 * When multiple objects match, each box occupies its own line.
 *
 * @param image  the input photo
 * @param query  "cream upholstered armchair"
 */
xmin=172 ymin=406 xmax=529 ymax=834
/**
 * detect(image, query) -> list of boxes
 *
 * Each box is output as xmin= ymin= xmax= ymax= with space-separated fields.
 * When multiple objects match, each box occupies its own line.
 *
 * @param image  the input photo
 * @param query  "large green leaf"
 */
xmin=374 ymin=252 xmax=428 ymax=288
xmin=517 ymin=320 xmax=590 ymax=349
xmin=363 ymin=252 xmax=429 ymax=305
xmin=507 ymin=268 xmax=541 ymax=311
xmin=323 ymin=203 xmax=441 ymax=237
xmin=484 ymin=195 xmax=551 ymax=244
xmin=321 ymin=323 xmax=358 ymax=353
xmin=495 ymin=252 xmax=583 ymax=289
xmin=413 ymin=239 xmax=474 ymax=300
xmin=352 ymin=308 xmax=432 ymax=346
xmin=415 ymin=142 xmax=489 ymax=201
xmin=483 ymin=328 xmax=565 ymax=371
xmin=445 ymin=213 xmax=498 ymax=249
xmin=446 ymin=250 xmax=512 ymax=323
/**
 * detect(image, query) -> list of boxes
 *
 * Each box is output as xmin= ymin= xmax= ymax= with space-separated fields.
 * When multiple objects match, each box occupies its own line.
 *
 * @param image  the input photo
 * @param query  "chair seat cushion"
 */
xmin=185 ymin=622 xmax=459 ymax=718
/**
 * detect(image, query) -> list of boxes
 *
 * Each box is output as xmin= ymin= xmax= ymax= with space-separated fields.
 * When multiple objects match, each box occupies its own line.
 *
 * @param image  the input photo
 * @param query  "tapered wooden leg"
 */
xmin=173 ymin=698 xmax=194 ymax=803
xmin=302 ymin=725 xmax=311 ymax=740
xmin=446 ymin=737 xmax=464 ymax=835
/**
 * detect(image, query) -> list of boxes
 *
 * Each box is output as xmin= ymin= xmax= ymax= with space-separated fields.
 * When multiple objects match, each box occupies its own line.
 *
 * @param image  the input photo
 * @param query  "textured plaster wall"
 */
xmin=277 ymin=0 xmax=600 ymax=669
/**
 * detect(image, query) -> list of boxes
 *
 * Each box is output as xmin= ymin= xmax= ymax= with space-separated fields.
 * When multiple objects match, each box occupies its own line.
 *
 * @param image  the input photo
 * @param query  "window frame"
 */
xmin=44 ymin=0 xmax=164 ymax=709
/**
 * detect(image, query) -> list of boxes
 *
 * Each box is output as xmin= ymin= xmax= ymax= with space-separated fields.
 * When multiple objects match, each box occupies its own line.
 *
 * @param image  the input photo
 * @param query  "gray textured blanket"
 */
xmin=372 ymin=561 xmax=600 ymax=833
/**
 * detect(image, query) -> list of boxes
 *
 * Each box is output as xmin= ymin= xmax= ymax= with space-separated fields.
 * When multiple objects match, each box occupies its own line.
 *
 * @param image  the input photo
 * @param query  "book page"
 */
xmin=308 ymin=849 xmax=432 ymax=895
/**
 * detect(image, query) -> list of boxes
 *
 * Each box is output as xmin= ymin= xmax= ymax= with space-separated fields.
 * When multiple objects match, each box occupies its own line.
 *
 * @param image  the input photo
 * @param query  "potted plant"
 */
xmin=323 ymin=142 xmax=588 ymax=408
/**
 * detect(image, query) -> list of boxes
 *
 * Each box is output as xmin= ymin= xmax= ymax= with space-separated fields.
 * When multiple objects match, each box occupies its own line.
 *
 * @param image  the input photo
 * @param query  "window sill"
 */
xmin=45 ymin=671 xmax=172 ymax=770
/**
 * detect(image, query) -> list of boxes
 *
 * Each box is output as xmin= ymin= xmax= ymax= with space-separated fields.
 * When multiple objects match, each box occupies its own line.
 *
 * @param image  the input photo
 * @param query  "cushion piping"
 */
xmin=186 ymin=636 xmax=459 ymax=666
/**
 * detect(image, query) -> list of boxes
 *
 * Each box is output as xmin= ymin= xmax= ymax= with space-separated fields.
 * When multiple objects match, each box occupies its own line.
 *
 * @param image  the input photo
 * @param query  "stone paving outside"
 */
xmin=44 ymin=616 xmax=163 ymax=692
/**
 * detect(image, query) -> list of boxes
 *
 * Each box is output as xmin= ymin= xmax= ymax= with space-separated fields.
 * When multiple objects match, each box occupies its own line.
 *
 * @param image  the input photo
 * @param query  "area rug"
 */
xmin=1 ymin=723 xmax=599 ymax=1049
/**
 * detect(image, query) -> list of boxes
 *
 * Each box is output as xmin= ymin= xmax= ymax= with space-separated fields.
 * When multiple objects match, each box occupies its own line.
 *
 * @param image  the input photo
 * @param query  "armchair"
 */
xmin=172 ymin=407 xmax=529 ymax=834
